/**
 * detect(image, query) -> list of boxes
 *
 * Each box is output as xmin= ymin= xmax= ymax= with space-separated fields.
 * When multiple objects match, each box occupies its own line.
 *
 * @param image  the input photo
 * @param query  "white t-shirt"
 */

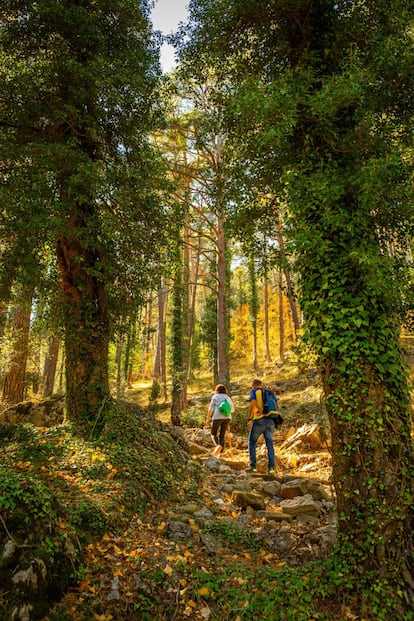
xmin=208 ymin=393 xmax=234 ymax=420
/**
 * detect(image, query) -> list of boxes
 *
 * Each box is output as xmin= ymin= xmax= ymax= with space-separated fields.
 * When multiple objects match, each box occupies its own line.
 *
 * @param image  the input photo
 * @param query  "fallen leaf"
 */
xmin=163 ymin=565 xmax=173 ymax=576
xmin=200 ymin=606 xmax=211 ymax=619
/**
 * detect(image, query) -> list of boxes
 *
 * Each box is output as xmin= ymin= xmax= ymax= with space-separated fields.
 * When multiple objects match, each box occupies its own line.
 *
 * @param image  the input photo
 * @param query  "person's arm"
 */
xmin=206 ymin=397 xmax=215 ymax=426
xmin=247 ymin=397 xmax=256 ymax=428
xmin=205 ymin=407 xmax=213 ymax=427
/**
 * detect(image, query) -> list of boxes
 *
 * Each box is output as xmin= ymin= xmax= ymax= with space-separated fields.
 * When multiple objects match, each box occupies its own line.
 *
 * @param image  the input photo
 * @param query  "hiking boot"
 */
xmin=212 ymin=445 xmax=223 ymax=458
xmin=268 ymin=468 xmax=275 ymax=475
xmin=246 ymin=467 xmax=257 ymax=473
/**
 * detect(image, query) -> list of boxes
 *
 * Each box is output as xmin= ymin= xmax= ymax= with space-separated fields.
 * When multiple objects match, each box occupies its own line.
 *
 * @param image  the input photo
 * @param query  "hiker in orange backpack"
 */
xmin=247 ymin=378 xmax=275 ymax=474
xmin=205 ymin=384 xmax=234 ymax=456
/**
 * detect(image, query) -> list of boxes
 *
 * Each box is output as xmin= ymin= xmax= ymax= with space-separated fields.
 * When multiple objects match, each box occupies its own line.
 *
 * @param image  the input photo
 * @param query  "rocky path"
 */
xmin=43 ymin=424 xmax=336 ymax=620
xmin=174 ymin=426 xmax=337 ymax=565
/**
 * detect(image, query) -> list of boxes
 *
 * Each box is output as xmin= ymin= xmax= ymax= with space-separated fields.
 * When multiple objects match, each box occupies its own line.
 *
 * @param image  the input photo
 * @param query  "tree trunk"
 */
xmin=263 ymin=276 xmax=271 ymax=363
xmin=278 ymin=270 xmax=285 ymax=363
xmin=153 ymin=281 xmax=168 ymax=398
xmin=42 ymin=335 xmax=60 ymax=397
xmin=125 ymin=319 xmax=136 ymax=389
xmin=2 ymin=303 xmax=31 ymax=405
xmin=275 ymin=222 xmax=300 ymax=340
xmin=170 ymin=238 xmax=186 ymax=425
xmin=57 ymin=232 xmax=110 ymax=435
xmin=216 ymin=213 xmax=229 ymax=384
xmin=322 ymin=344 xmax=413 ymax=580
xmin=283 ymin=267 xmax=300 ymax=341
xmin=187 ymin=234 xmax=201 ymax=379
xmin=115 ymin=334 xmax=123 ymax=399
xmin=0 ymin=301 xmax=9 ymax=341
xmin=248 ymin=257 xmax=259 ymax=371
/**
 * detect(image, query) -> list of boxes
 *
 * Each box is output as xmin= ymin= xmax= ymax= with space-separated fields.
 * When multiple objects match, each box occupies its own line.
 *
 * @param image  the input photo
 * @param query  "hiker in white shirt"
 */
xmin=205 ymin=384 xmax=234 ymax=456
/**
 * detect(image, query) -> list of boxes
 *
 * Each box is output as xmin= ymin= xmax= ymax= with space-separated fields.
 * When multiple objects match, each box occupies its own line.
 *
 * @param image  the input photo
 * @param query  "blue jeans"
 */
xmin=248 ymin=417 xmax=275 ymax=470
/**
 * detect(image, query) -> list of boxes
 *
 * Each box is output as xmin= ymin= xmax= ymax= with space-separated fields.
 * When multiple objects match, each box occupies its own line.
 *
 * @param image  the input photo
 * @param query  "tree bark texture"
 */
xmin=57 ymin=230 xmax=110 ymax=433
xmin=2 ymin=304 xmax=31 ymax=404
xmin=322 ymin=352 xmax=413 ymax=578
xmin=216 ymin=214 xmax=229 ymax=385
xmin=263 ymin=277 xmax=271 ymax=363
xmin=42 ymin=336 xmax=60 ymax=397
xmin=278 ymin=271 xmax=285 ymax=363
xmin=154 ymin=282 xmax=168 ymax=397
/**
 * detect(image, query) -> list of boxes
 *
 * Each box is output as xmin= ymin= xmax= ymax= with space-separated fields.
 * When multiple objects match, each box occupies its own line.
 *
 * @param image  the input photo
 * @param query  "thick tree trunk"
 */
xmin=57 ymin=233 xmax=110 ymax=434
xmin=2 ymin=303 xmax=31 ymax=404
xmin=322 ymin=349 xmax=413 ymax=580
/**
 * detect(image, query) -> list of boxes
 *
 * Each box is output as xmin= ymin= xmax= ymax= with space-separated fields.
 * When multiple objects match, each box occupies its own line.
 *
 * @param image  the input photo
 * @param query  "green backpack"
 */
xmin=218 ymin=398 xmax=231 ymax=416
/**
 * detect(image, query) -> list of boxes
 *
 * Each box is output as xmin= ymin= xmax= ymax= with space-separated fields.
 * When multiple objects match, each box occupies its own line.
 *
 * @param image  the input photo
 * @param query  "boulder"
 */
xmin=231 ymin=490 xmax=266 ymax=510
xmin=0 ymin=394 xmax=65 ymax=427
xmin=280 ymin=494 xmax=322 ymax=518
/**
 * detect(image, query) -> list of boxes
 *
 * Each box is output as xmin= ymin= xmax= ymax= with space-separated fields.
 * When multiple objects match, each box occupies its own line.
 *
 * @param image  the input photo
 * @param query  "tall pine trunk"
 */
xmin=278 ymin=270 xmax=285 ymax=363
xmin=263 ymin=276 xmax=271 ymax=363
xmin=216 ymin=213 xmax=229 ymax=384
xmin=170 ymin=238 xmax=186 ymax=425
xmin=248 ymin=257 xmax=259 ymax=370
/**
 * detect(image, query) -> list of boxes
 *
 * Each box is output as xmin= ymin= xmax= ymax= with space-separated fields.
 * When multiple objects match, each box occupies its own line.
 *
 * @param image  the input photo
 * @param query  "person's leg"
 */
xmin=263 ymin=418 xmax=275 ymax=471
xmin=248 ymin=420 xmax=262 ymax=469
xmin=219 ymin=419 xmax=230 ymax=449
xmin=211 ymin=420 xmax=220 ymax=446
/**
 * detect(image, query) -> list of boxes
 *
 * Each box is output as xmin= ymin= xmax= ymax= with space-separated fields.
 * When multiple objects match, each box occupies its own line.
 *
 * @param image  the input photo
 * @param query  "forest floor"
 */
xmin=3 ymin=358 xmax=412 ymax=620
xmin=40 ymin=365 xmax=342 ymax=621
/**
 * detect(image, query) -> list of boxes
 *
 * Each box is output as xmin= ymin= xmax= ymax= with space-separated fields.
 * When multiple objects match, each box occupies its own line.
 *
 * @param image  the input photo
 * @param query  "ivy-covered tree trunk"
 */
xmin=299 ymin=194 xmax=414 ymax=609
xmin=57 ymin=227 xmax=110 ymax=432
xmin=279 ymin=1 xmax=414 ymax=608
